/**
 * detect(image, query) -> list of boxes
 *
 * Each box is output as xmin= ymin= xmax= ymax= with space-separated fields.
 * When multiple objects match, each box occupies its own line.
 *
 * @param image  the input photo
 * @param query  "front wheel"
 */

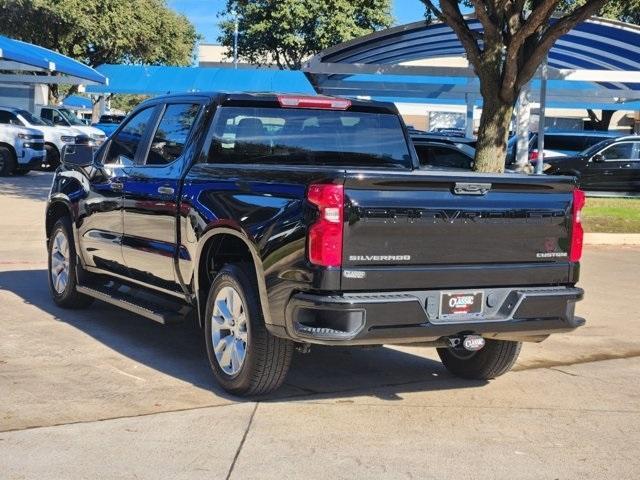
xmin=437 ymin=339 xmax=522 ymax=380
xmin=204 ymin=264 xmax=293 ymax=396
xmin=48 ymin=218 xmax=94 ymax=309
xmin=0 ymin=146 xmax=16 ymax=176
xmin=44 ymin=144 xmax=60 ymax=171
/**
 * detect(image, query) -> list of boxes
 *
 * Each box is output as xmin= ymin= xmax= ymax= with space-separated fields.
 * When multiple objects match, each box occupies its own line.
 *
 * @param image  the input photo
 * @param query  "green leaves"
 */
xmin=0 ymin=0 xmax=198 ymax=67
xmin=217 ymin=0 xmax=393 ymax=69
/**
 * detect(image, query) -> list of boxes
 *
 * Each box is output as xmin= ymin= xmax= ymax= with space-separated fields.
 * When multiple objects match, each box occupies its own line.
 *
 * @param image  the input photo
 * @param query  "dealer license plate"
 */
xmin=439 ymin=291 xmax=484 ymax=320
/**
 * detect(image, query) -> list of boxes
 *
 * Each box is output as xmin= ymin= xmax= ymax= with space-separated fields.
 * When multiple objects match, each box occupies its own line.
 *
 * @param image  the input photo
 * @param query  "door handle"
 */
xmin=111 ymin=181 xmax=123 ymax=191
xmin=157 ymin=186 xmax=175 ymax=195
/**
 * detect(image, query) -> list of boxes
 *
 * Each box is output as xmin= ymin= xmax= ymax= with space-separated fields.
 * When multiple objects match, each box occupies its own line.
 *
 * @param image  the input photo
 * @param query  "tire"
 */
xmin=204 ymin=264 xmax=293 ymax=396
xmin=44 ymin=144 xmax=60 ymax=171
xmin=437 ymin=339 xmax=522 ymax=380
xmin=47 ymin=217 xmax=94 ymax=309
xmin=13 ymin=168 xmax=30 ymax=176
xmin=0 ymin=146 xmax=16 ymax=176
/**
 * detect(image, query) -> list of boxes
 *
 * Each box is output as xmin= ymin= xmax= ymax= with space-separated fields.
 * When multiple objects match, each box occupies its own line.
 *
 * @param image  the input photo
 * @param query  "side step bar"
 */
xmin=76 ymin=284 xmax=192 ymax=325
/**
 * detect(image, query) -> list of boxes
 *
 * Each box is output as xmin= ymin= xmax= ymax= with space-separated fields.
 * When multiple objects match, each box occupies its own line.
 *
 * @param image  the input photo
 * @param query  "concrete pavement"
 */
xmin=1 ymin=172 xmax=639 ymax=479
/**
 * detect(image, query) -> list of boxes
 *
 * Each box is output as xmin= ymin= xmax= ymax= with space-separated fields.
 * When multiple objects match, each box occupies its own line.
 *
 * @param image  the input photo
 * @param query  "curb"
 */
xmin=584 ymin=233 xmax=640 ymax=246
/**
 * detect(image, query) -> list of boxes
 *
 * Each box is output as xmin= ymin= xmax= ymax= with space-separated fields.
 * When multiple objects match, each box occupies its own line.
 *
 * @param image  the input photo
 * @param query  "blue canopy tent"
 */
xmin=61 ymin=94 xmax=93 ymax=109
xmin=0 ymin=35 xmax=106 ymax=85
xmin=85 ymin=65 xmax=316 ymax=95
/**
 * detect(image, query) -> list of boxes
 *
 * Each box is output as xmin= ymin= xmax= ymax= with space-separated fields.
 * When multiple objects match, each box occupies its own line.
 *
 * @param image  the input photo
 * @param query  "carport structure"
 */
xmin=0 ymin=35 xmax=106 ymax=85
xmin=303 ymin=17 xmax=640 ymax=171
xmin=0 ymin=35 xmax=106 ymax=111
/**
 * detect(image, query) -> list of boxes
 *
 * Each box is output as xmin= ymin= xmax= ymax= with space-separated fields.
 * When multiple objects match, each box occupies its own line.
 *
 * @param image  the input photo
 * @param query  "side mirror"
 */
xmin=592 ymin=153 xmax=605 ymax=163
xmin=61 ymin=143 xmax=96 ymax=167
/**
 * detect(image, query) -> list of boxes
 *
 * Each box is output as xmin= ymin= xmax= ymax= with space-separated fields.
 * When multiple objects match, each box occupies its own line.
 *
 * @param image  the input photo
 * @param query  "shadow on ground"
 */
xmin=0 ymin=171 xmax=53 ymax=202
xmin=0 ymin=269 xmax=487 ymax=402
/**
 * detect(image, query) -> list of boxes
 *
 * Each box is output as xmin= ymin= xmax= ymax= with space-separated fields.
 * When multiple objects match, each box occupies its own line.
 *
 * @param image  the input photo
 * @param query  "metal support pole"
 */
xmin=233 ymin=8 xmax=239 ymax=69
xmin=465 ymin=94 xmax=474 ymax=138
xmin=515 ymin=86 xmax=530 ymax=171
xmin=536 ymin=58 xmax=548 ymax=175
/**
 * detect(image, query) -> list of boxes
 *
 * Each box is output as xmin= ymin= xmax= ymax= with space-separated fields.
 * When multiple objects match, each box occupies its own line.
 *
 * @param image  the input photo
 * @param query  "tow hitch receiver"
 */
xmin=449 ymin=335 xmax=485 ymax=351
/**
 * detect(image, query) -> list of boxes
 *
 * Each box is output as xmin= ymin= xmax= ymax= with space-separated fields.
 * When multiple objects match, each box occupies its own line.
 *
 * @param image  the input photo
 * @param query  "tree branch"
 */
xmin=420 ymin=0 xmax=443 ymax=20
xmin=437 ymin=0 xmax=483 ymax=71
xmin=516 ymin=0 xmax=607 ymax=88
xmin=470 ymin=0 xmax=500 ymax=43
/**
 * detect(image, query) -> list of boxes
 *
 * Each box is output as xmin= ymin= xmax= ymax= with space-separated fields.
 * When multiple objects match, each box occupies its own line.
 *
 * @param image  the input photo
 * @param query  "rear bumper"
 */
xmin=283 ymin=286 xmax=584 ymax=345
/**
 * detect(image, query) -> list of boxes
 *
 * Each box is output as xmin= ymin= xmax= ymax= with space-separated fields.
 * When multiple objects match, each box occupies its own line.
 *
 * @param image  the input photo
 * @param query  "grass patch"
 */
xmin=583 ymin=197 xmax=640 ymax=233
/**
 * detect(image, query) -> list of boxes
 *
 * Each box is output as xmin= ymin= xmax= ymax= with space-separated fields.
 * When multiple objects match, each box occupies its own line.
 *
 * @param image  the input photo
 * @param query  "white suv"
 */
xmin=36 ymin=106 xmax=106 ymax=144
xmin=0 ymin=111 xmax=46 ymax=176
xmin=0 ymin=106 xmax=79 ymax=169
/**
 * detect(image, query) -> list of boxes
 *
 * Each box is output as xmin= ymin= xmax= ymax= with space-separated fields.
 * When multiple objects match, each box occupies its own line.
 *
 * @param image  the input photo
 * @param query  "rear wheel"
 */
xmin=48 ymin=217 xmax=94 ymax=309
xmin=0 ymin=146 xmax=16 ymax=176
xmin=204 ymin=264 xmax=293 ymax=396
xmin=437 ymin=339 xmax=522 ymax=380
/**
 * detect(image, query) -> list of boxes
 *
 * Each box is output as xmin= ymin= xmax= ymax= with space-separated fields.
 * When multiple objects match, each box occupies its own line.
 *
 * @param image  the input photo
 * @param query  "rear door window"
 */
xmin=207 ymin=106 xmax=411 ymax=169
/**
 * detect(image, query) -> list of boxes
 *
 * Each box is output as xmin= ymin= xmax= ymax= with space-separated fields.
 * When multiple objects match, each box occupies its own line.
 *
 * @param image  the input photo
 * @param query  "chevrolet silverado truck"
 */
xmin=46 ymin=93 xmax=585 ymax=396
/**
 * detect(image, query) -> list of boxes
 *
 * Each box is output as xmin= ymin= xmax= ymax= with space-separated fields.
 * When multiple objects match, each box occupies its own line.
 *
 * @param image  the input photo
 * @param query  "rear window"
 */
xmin=207 ymin=106 xmax=412 ymax=168
xmin=544 ymin=135 xmax=589 ymax=152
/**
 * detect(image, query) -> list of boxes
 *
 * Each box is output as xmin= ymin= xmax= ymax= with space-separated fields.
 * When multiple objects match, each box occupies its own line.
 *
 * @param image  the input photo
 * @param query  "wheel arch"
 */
xmin=0 ymin=141 xmax=17 ymax=159
xmin=45 ymin=199 xmax=73 ymax=240
xmin=194 ymin=228 xmax=271 ymax=328
xmin=44 ymin=142 xmax=60 ymax=154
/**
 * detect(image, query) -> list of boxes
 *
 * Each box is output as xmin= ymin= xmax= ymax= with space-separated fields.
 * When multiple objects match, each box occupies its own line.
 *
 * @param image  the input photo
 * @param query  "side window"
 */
xmin=601 ymin=143 xmax=634 ymax=161
xmin=49 ymin=109 xmax=66 ymax=126
xmin=40 ymin=109 xmax=52 ymax=122
xmin=414 ymin=145 xmax=431 ymax=166
xmin=429 ymin=146 xmax=473 ymax=169
xmin=146 ymin=103 xmax=200 ymax=165
xmin=0 ymin=111 xmax=20 ymax=125
xmin=104 ymin=107 xmax=156 ymax=166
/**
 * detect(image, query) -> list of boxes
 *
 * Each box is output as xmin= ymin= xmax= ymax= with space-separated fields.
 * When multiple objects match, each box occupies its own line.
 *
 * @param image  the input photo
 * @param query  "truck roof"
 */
xmin=139 ymin=92 xmax=400 ymax=115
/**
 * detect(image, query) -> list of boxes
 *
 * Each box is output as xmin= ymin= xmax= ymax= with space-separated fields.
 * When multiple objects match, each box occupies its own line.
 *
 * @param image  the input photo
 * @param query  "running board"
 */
xmin=76 ymin=284 xmax=191 ymax=325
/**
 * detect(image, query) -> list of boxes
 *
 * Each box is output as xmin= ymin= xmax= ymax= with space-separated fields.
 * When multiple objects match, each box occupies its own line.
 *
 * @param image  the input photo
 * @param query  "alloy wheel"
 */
xmin=50 ymin=230 xmax=70 ymax=294
xmin=211 ymin=286 xmax=248 ymax=376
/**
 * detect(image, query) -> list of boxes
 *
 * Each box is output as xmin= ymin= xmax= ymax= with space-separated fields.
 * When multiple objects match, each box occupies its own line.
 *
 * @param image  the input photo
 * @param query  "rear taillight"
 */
xmin=307 ymin=184 xmax=344 ymax=267
xmin=529 ymin=150 xmax=539 ymax=162
xmin=569 ymin=189 xmax=586 ymax=262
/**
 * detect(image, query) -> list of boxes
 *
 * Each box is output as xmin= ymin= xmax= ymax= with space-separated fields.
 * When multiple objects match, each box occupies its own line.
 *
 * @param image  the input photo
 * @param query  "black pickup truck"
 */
xmin=46 ymin=93 xmax=585 ymax=396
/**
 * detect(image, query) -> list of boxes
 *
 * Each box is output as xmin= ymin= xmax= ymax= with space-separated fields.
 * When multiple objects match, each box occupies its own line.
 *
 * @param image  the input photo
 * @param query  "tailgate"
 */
xmin=341 ymin=171 xmax=577 ymax=290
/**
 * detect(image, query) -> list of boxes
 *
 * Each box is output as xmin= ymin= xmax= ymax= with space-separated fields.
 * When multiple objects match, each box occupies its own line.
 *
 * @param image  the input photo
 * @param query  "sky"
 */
xmin=167 ymin=0 xmax=430 ymax=44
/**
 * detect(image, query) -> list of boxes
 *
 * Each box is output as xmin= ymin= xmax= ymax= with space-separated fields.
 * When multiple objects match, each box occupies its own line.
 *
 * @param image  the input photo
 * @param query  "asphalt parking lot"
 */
xmin=1 ymin=172 xmax=639 ymax=479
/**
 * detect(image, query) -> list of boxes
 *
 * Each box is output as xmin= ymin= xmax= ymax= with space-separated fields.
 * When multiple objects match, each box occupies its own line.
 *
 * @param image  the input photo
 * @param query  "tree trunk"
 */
xmin=586 ymin=109 xmax=615 ymax=131
xmin=474 ymin=95 xmax=514 ymax=173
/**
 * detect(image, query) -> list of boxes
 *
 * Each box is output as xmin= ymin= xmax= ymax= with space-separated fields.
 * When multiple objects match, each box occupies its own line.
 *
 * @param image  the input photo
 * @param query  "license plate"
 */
xmin=440 ymin=291 xmax=484 ymax=319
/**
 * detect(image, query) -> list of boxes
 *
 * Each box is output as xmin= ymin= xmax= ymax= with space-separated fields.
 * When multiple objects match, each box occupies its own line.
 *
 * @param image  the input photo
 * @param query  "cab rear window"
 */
xmin=207 ymin=106 xmax=412 ymax=168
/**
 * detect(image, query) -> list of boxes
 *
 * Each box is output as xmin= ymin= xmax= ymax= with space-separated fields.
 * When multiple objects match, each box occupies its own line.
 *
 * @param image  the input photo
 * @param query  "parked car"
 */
xmin=0 ymin=106 xmax=79 ymax=170
xmin=412 ymin=136 xmax=476 ymax=170
xmin=507 ymin=131 xmax=621 ymax=165
xmin=46 ymin=92 xmax=585 ymax=396
xmin=411 ymin=132 xmax=476 ymax=147
xmin=0 ymin=111 xmax=46 ymax=176
xmin=35 ymin=105 xmax=106 ymax=144
xmin=545 ymin=135 xmax=640 ymax=192
xmin=92 ymin=114 xmax=126 ymax=137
